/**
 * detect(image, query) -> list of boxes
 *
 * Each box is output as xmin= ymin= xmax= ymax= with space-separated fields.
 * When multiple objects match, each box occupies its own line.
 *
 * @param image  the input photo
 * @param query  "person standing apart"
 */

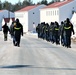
xmin=2 ymin=22 xmax=10 ymax=41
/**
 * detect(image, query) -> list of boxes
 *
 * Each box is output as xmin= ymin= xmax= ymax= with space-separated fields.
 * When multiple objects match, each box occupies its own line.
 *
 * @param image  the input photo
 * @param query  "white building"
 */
xmin=71 ymin=12 xmax=76 ymax=37
xmin=0 ymin=10 xmax=15 ymax=30
xmin=15 ymin=4 xmax=46 ymax=32
xmin=40 ymin=0 xmax=76 ymax=25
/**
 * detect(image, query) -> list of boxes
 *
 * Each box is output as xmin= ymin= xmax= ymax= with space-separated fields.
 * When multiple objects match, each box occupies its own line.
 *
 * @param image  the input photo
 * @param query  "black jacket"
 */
xmin=14 ymin=22 xmax=23 ymax=37
xmin=2 ymin=24 xmax=10 ymax=34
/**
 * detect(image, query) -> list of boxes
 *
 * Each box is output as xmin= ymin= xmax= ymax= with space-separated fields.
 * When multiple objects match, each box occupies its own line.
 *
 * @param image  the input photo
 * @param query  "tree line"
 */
xmin=0 ymin=0 xmax=61 ymax=12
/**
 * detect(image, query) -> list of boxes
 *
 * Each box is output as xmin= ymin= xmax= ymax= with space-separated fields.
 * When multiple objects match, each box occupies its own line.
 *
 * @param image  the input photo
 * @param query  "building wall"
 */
xmin=40 ymin=0 xmax=76 ymax=25
xmin=0 ymin=12 xmax=3 ymax=30
xmin=23 ymin=12 xmax=28 ymax=32
xmin=59 ymin=0 xmax=76 ymax=24
xmin=15 ymin=5 xmax=46 ymax=32
xmin=1 ymin=10 xmax=15 ymax=18
xmin=40 ymin=8 xmax=59 ymax=24
xmin=0 ymin=10 xmax=15 ymax=31
xmin=28 ymin=5 xmax=46 ymax=32
xmin=15 ymin=12 xmax=28 ymax=32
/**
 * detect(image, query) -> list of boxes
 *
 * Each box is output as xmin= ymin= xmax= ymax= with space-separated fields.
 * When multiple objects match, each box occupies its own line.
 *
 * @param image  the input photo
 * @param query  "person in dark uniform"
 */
xmin=53 ymin=21 xmax=60 ymax=45
xmin=36 ymin=23 xmax=40 ymax=38
xmin=45 ymin=23 xmax=49 ymax=41
xmin=49 ymin=22 xmax=54 ymax=43
xmin=60 ymin=21 xmax=65 ymax=46
xmin=10 ymin=21 xmax=15 ymax=38
xmin=13 ymin=19 xmax=23 ymax=47
xmin=64 ymin=18 xmax=75 ymax=48
xmin=2 ymin=22 xmax=10 ymax=41
xmin=10 ymin=21 xmax=16 ymax=45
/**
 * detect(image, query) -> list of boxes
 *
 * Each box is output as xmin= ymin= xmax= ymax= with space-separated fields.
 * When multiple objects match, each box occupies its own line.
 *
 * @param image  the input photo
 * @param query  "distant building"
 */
xmin=40 ymin=0 xmax=76 ymax=24
xmin=71 ymin=12 xmax=76 ymax=37
xmin=0 ymin=10 xmax=15 ymax=30
xmin=15 ymin=4 xmax=46 ymax=32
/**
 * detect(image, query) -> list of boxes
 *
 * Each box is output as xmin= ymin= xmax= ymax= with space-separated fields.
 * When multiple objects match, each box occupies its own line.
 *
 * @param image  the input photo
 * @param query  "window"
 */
xmin=33 ymin=12 xmax=35 ymax=14
xmin=53 ymin=11 xmax=54 ymax=15
xmin=33 ymin=22 xmax=35 ymax=24
xmin=55 ymin=10 xmax=56 ymax=15
xmin=51 ymin=11 xmax=52 ymax=16
xmin=46 ymin=11 xmax=50 ymax=16
xmin=49 ymin=11 xmax=50 ymax=16
xmin=57 ymin=10 xmax=59 ymax=15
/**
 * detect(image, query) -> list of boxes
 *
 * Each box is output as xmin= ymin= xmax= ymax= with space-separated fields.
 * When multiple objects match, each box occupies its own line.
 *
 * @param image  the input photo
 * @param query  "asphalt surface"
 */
xmin=0 ymin=31 xmax=76 ymax=75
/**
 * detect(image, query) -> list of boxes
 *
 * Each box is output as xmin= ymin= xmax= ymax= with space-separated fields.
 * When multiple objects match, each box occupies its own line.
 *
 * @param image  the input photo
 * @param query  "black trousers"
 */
xmin=4 ymin=33 xmax=8 ymax=41
xmin=15 ymin=35 xmax=21 ymax=46
xmin=66 ymin=36 xmax=71 ymax=47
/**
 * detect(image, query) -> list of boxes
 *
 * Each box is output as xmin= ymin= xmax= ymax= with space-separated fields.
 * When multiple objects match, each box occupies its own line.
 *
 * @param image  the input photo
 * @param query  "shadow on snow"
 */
xmin=0 ymin=65 xmax=76 ymax=70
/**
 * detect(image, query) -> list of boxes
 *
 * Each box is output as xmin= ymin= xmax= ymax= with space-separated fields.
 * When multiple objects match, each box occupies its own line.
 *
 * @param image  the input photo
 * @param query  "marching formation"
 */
xmin=36 ymin=18 xmax=75 ymax=48
xmin=2 ymin=18 xmax=75 ymax=48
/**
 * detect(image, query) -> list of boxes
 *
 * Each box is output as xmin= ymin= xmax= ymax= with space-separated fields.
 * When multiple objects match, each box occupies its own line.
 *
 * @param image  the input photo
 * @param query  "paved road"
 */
xmin=0 ymin=31 xmax=76 ymax=75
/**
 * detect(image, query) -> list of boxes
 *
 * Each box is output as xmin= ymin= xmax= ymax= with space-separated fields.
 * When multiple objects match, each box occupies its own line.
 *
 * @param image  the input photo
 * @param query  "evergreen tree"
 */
xmin=2 ymin=1 xmax=10 ymax=10
xmin=48 ymin=1 xmax=54 ymax=5
xmin=22 ymin=0 xmax=33 ymax=8
xmin=41 ymin=0 xmax=48 ymax=5
xmin=37 ymin=0 xmax=48 ymax=5
xmin=0 ymin=0 xmax=2 ymax=10
xmin=52 ymin=0 xmax=60 ymax=2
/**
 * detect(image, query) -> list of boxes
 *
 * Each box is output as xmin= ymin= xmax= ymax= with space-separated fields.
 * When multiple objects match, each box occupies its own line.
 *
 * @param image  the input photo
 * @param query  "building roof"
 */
xmin=43 ymin=0 xmax=73 ymax=9
xmin=15 ymin=5 xmax=39 ymax=12
xmin=0 ymin=10 xmax=3 ymax=12
xmin=0 ymin=10 xmax=11 ymax=12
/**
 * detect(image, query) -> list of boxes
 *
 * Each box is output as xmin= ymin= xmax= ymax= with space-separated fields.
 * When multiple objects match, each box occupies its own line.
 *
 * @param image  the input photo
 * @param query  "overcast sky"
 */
xmin=1 ymin=0 xmax=51 ymax=4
